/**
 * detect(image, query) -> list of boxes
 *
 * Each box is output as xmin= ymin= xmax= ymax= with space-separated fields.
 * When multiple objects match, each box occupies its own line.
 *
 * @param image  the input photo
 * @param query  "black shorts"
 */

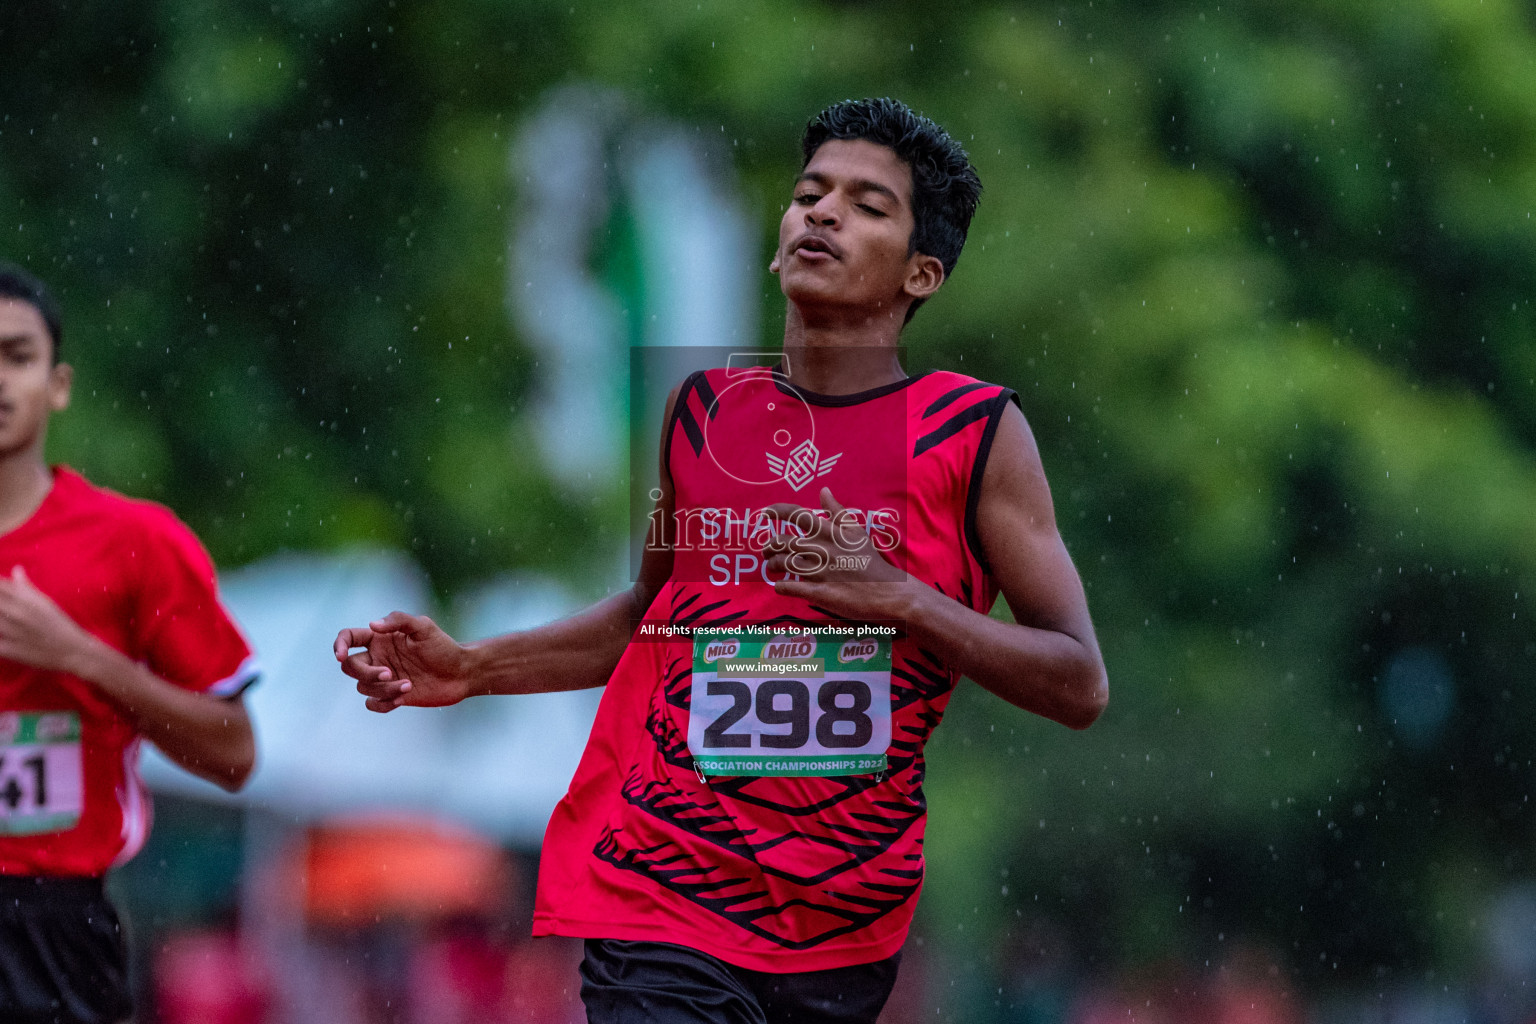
xmin=0 ymin=876 xmax=133 ymax=1024
xmin=579 ymin=939 xmax=900 ymax=1024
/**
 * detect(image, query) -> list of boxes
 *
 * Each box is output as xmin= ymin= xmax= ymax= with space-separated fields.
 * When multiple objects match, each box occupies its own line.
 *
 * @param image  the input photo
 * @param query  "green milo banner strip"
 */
xmin=693 ymin=631 xmax=893 ymax=673
xmin=1 ymin=713 xmax=81 ymax=745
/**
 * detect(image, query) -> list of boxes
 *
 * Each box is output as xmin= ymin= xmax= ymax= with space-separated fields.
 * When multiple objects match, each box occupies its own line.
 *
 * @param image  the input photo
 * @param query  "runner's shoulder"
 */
xmin=911 ymin=368 xmax=1013 ymax=399
xmin=53 ymin=466 xmax=213 ymax=565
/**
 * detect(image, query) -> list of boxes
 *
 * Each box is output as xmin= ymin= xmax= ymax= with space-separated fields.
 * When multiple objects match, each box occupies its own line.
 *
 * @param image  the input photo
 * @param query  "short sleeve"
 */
xmin=123 ymin=507 xmax=259 ymax=698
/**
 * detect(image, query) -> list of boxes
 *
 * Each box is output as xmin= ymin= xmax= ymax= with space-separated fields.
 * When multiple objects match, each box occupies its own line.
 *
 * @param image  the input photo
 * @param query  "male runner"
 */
xmin=337 ymin=98 xmax=1107 ymax=1023
xmin=0 ymin=264 xmax=259 ymax=1024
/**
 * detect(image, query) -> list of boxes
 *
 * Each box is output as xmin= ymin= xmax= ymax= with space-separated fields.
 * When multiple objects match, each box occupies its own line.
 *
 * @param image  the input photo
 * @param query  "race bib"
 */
xmin=688 ymin=630 xmax=892 ymax=777
xmin=0 ymin=712 xmax=84 ymax=836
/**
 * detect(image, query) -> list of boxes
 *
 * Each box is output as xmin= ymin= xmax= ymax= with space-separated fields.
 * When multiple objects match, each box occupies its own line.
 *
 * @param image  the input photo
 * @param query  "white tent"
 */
xmin=139 ymin=548 xmax=601 ymax=845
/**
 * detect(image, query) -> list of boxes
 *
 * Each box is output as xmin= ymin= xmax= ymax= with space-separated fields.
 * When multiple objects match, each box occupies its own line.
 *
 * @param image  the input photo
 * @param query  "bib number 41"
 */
xmin=0 ymin=712 xmax=83 ymax=836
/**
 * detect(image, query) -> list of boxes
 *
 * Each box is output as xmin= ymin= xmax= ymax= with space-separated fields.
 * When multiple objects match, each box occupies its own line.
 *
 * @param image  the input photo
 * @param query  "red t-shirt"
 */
xmin=534 ymin=368 xmax=1018 ymax=972
xmin=0 ymin=467 xmax=257 ymax=876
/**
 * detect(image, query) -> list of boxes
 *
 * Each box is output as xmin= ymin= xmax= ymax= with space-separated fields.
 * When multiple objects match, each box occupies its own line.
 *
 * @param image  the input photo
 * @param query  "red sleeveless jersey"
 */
xmin=533 ymin=368 xmax=1019 ymax=971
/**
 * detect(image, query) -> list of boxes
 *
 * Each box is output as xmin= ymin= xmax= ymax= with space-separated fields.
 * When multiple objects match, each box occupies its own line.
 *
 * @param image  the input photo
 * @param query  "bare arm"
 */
xmin=766 ymin=403 xmax=1107 ymax=729
xmin=0 ymin=567 xmax=255 ymax=791
xmin=898 ymin=402 xmax=1106 ymax=726
xmin=338 ymin=387 xmax=681 ymax=712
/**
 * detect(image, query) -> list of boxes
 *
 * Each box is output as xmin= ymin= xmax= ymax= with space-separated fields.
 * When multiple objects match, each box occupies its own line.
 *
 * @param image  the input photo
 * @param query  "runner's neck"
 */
xmin=779 ymin=301 xmax=909 ymax=396
xmin=0 ymin=457 xmax=53 ymax=537
xmin=779 ymin=341 xmax=907 ymax=397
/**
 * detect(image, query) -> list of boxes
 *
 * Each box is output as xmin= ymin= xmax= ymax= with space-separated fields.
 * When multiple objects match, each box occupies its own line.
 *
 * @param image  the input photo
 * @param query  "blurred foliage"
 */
xmin=5 ymin=0 xmax=1536 ymax=1002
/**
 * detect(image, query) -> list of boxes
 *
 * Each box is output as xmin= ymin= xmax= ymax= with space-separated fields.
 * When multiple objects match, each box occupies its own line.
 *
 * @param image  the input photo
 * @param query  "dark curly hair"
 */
xmin=0 ymin=262 xmax=62 ymax=363
xmin=801 ymin=98 xmax=982 ymax=318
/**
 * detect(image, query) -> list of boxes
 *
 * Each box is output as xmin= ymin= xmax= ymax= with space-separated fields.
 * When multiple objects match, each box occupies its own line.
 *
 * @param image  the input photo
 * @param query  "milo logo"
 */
xmin=763 ymin=637 xmax=815 ymax=660
xmin=36 ymin=714 xmax=76 ymax=741
xmin=838 ymin=640 xmax=879 ymax=664
xmin=703 ymin=639 xmax=740 ymax=663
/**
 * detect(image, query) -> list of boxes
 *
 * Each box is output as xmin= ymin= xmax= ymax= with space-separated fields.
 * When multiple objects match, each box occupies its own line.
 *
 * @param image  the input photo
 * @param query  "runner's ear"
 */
xmin=49 ymin=362 xmax=73 ymax=412
xmin=900 ymin=253 xmax=944 ymax=303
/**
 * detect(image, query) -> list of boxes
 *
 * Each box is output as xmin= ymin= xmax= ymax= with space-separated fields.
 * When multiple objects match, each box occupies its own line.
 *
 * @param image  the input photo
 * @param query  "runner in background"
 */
xmin=0 ymin=263 xmax=259 ymax=1024
xmin=337 ymin=97 xmax=1106 ymax=1024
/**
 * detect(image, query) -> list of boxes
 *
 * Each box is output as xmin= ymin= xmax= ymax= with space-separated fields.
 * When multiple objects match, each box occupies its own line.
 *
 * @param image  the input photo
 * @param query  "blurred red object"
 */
xmin=154 ymin=928 xmax=270 ymax=1024
xmin=299 ymin=815 xmax=513 ymax=927
xmin=409 ymin=930 xmax=585 ymax=1024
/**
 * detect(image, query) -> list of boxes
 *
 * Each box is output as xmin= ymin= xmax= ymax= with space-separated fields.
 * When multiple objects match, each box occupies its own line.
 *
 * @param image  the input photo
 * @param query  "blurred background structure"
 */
xmin=5 ymin=0 xmax=1536 ymax=1020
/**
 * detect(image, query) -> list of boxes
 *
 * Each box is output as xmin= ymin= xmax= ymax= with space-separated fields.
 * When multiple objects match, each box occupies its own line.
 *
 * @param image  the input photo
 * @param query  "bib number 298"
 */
xmin=687 ymin=632 xmax=892 ymax=778
xmin=702 ymin=677 xmax=875 ymax=750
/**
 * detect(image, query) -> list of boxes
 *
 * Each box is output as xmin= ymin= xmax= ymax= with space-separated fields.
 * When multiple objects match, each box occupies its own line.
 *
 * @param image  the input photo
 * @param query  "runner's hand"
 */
xmin=0 ymin=565 xmax=99 ymax=674
xmin=334 ymin=611 xmax=472 ymax=713
xmin=761 ymin=488 xmax=910 ymax=621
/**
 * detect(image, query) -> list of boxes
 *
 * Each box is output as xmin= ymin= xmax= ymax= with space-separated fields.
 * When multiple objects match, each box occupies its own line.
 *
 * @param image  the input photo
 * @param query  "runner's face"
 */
xmin=0 ymin=299 xmax=70 ymax=461
xmin=773 ymin=139 xmax=933 ymax=315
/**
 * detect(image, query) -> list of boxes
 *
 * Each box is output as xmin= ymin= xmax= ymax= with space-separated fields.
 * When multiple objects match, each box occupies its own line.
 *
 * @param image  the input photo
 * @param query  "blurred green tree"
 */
xmin=4 ymin=0 xmax=1535 ymax=1004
